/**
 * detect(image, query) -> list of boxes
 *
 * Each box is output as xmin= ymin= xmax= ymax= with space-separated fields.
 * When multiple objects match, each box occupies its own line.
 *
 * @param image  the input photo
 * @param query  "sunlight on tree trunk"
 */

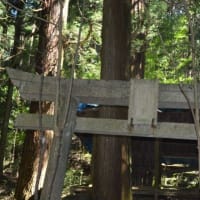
xmin=15 ymin=0 xmax=63 ymax=199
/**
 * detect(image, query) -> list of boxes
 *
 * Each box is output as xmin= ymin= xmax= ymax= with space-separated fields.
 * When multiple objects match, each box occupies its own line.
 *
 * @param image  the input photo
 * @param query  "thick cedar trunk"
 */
xmin=15 ymin=1 xmax=60 ymax=199
xmin=92 ymin=0 xmax=132 ymax=200
xmin=15 ymin=103 xmax=54 ymax=200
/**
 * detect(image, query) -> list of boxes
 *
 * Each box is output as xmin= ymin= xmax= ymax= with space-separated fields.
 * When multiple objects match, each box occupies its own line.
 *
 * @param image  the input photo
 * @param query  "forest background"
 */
xmin=0 ymin=0 xmax=200 ymax=199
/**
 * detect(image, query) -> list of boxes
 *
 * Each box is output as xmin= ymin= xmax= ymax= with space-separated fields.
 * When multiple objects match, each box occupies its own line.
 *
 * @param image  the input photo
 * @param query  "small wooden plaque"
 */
xmin=128 ymin=79 xmax=158 ymax=126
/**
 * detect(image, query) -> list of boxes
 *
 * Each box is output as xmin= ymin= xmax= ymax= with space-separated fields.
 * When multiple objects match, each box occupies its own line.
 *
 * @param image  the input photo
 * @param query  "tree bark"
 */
xmin=92 ymin=1 xmax=132 ymax=200
xmin=15 ymin=1 xmax=62 ymax=199
xmin=130 ymin=0 xmax=147 ymax=79
xmin=0 ymin=81 xmax=13 ymax=176
xmin=0 ymin=1 xmax=24 ymax=177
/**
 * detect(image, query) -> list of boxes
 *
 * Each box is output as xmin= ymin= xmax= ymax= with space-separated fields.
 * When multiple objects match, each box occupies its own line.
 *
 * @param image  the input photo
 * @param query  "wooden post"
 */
xmin=40 ymin=98 xmax=77 ymax=200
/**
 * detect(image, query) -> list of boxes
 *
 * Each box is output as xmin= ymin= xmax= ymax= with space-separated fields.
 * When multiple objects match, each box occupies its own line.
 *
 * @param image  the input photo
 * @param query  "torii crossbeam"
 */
xmin=7 ymin=67 xmax=197 ymax=140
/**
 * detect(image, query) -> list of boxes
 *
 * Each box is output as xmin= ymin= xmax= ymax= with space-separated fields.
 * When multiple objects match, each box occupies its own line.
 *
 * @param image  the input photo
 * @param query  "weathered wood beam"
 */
xmin=7 ymin=68 xmax=128 ymax=105
xmin=7 ymin=68 xmax=196 ymax=109
xmin=15 ymin=114 xmax=54 ymax=131
xmin=7 ymin=68 xmax=57 ymax=101
xmin=15 ymin=114 xmax=197 ymax=140
xmin=159 ymin=84 xmax=194 ymax=109
xmin=76 ymin=118 xmax=196 ymax=140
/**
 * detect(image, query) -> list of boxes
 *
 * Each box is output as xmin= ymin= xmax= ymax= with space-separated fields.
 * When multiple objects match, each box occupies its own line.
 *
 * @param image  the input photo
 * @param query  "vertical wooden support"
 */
xmin=154 ymin=139 xmax=160 ymax=200
xmin=128 ymin=79 xmax=159 ymax=127
xmin=40 ymin=98 xmax=77 ymax=200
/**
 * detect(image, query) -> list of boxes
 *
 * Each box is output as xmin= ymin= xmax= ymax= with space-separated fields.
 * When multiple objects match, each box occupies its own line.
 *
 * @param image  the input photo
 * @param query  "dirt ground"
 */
xmin=0 ymin=173 xmax=16 ymax=200
xmin=0 ymin=174 xmax=91 ymax=200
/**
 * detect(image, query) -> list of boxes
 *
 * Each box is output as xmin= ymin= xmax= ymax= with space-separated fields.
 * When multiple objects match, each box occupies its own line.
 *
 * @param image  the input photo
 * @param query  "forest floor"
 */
xmin=0 ymin=178 xmax=91 ymax=200
xmin=0 ymin=174 xmax=91 ymax=200
xmin=0 ymin=173 xmax=16 ymax=200
xmin=0 ymin=177 xmax=90 ymax=200
xmin=0 ymin=136 xmax=91 ymax=200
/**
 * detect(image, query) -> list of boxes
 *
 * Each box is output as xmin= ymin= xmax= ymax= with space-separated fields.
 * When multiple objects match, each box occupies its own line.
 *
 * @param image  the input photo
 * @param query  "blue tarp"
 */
xmin=77 ymin=103 xmax=97 ymax=153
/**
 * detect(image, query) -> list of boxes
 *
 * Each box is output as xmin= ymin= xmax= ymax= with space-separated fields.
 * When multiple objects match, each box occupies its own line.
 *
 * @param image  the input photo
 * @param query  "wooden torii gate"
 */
xmin=7 ymin=68 xmax=198 ymax=199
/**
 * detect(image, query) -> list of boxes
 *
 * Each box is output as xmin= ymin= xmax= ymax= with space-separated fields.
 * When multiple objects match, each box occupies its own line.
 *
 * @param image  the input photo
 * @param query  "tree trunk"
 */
xmin=15 ymin=103 xmax=54 ymax=200
xmin=0 ymin=1 xmax=24 ymax=177
xmin=130 ymin=0 xmax=146 ymax=79
xmin=0 ymin=81 xmax=13 ymax=176
xmin=92 ymin=1 xmax=132 ymax=200
xmin=15 ymin=1 xmax=62 ymax=199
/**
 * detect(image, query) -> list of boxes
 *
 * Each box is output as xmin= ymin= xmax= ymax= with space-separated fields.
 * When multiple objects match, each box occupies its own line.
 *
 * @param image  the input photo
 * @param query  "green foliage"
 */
xmin=62 ymin=138 xmax=92 ymax=195
xmin=0 ymin=0 xmax=34 ymax=175
xmin=161 ymin=171 xmax=199 ymax=189
xmin=144 ymin=1 xmax=192 ymax=83
xmin=63 ymin=168 xmax=90 ymax=195
xmin=0 ymin=73 xmax=8 ymax=127
xmin=63 ymin=0 xmax=102 ymax=79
